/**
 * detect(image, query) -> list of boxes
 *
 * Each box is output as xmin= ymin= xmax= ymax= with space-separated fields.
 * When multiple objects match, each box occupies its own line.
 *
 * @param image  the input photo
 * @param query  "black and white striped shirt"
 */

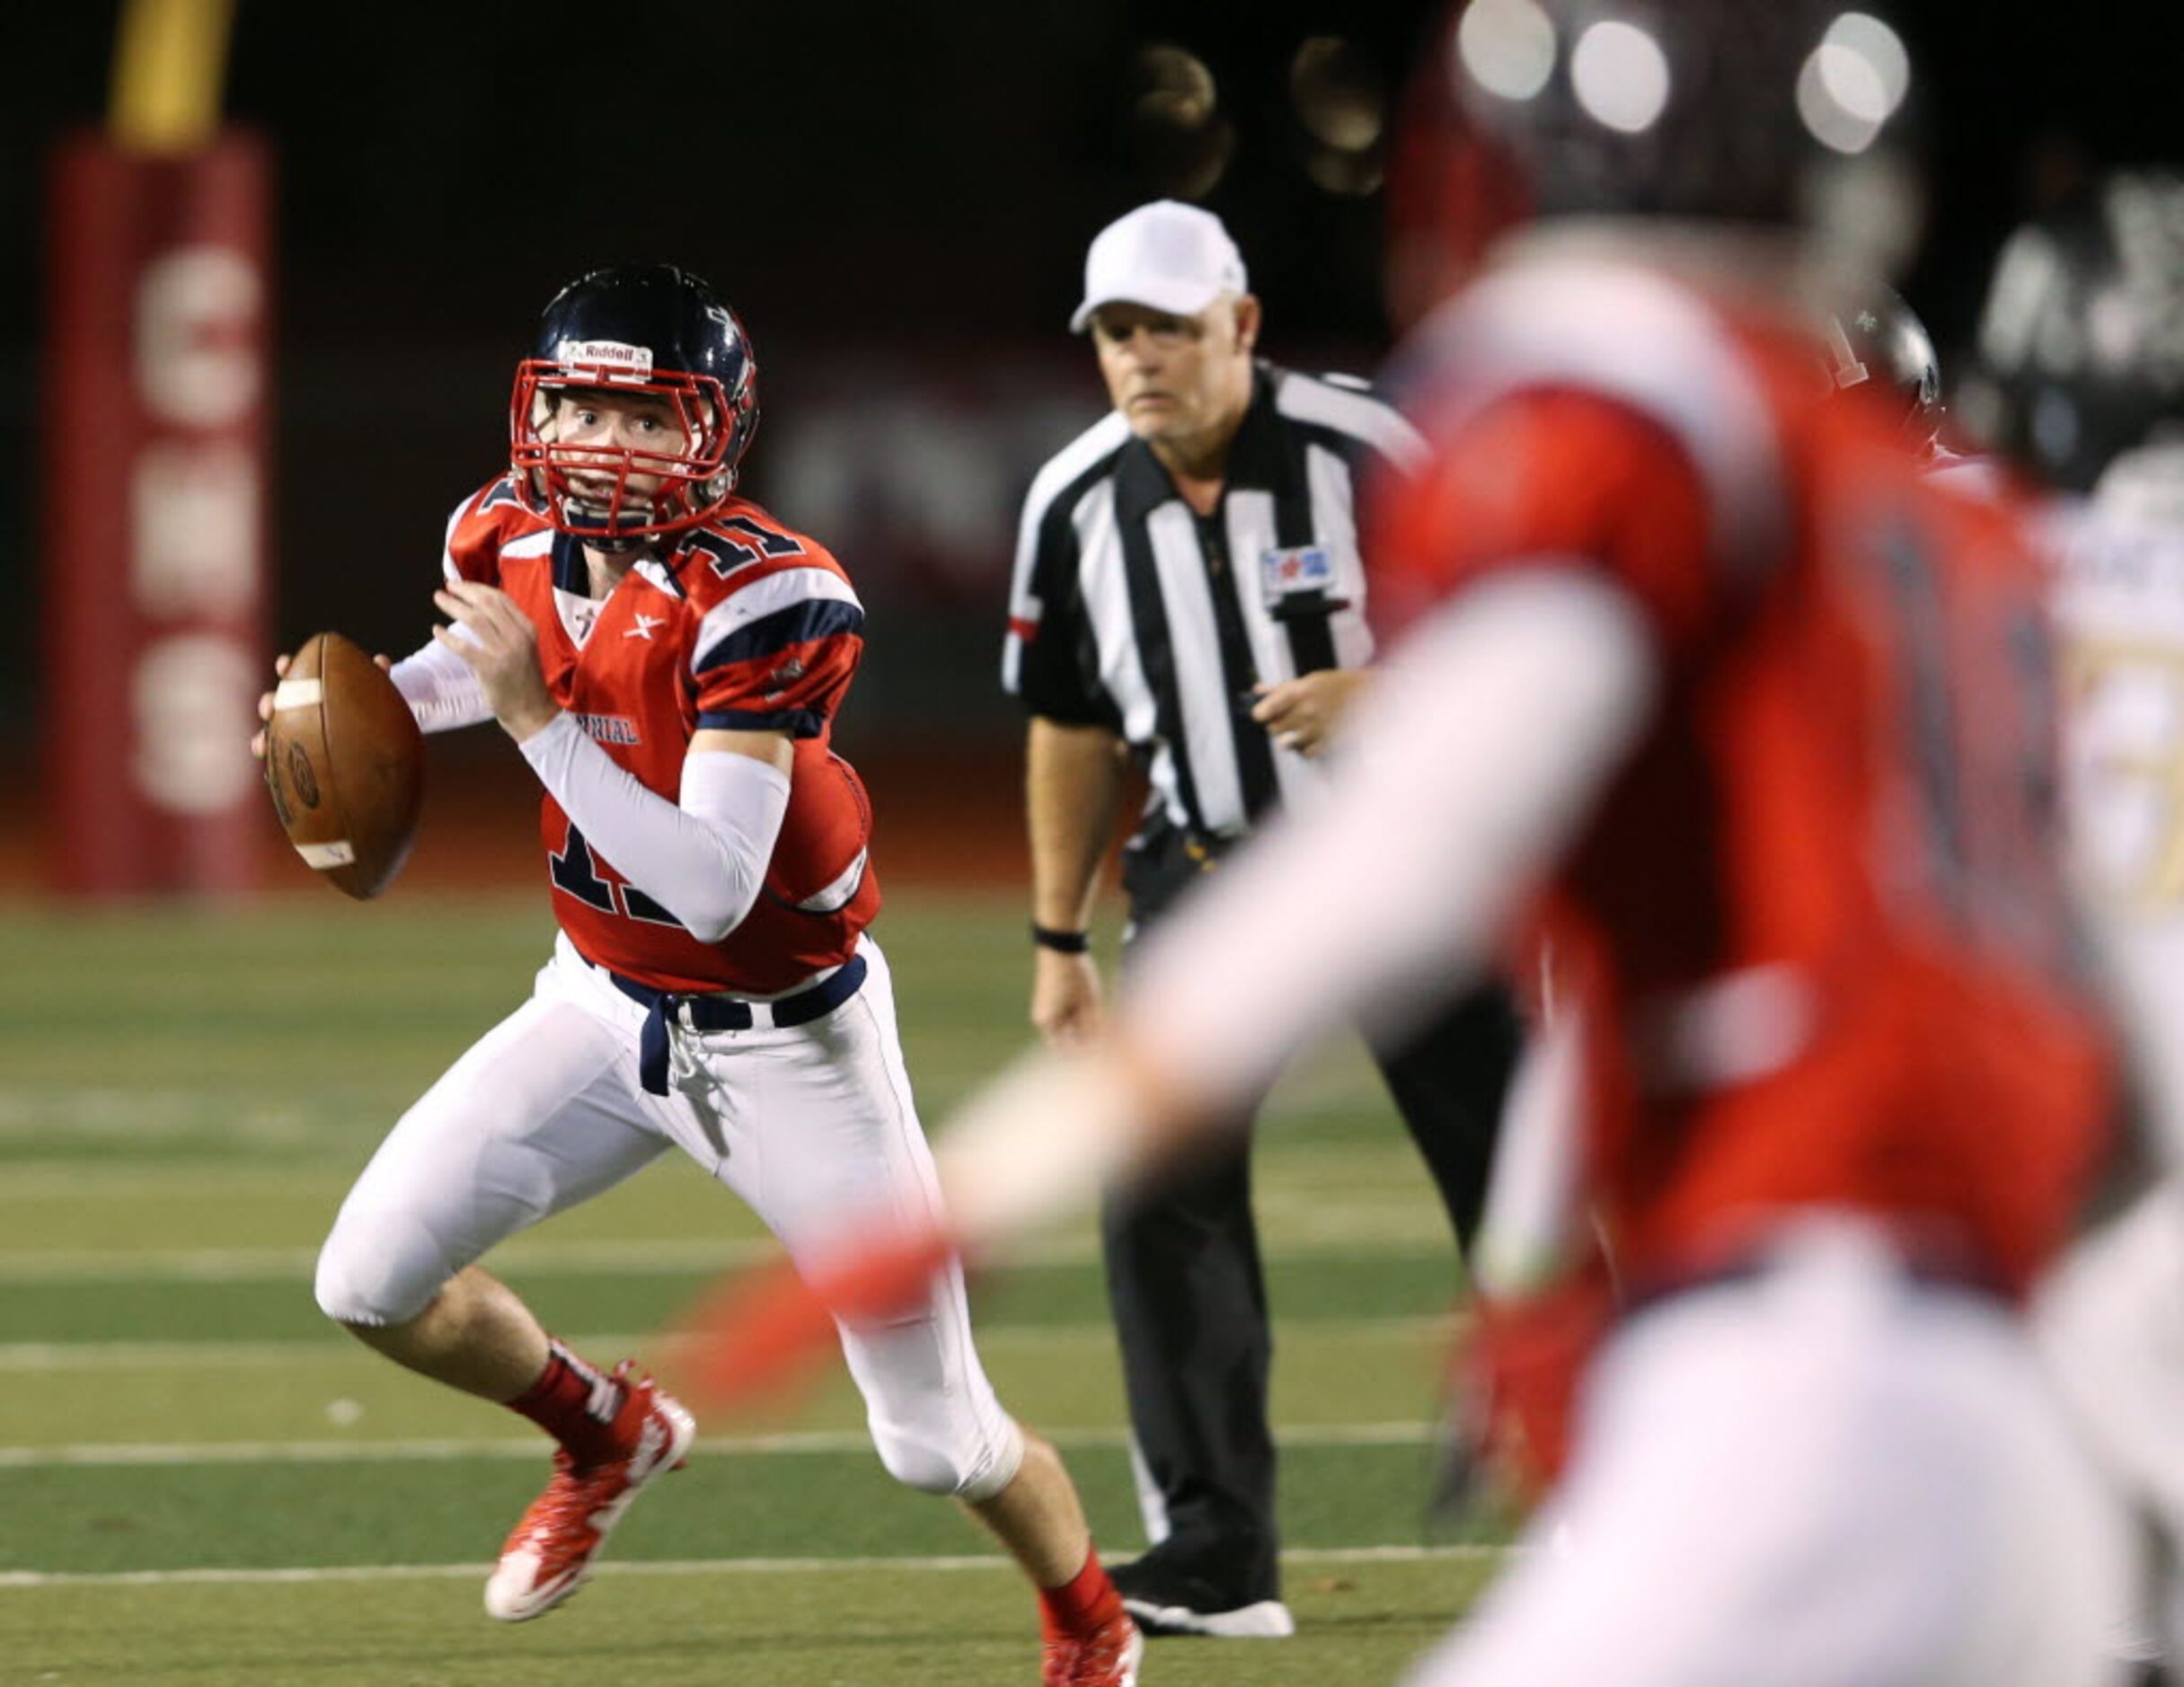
xmin=1004 ymin=361 xmax=1427 ymax=842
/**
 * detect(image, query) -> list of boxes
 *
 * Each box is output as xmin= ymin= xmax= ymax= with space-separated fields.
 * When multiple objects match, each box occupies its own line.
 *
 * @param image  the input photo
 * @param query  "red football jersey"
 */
xmin=441 ymin=476 xmax=880 ymax=994
xmin=1372 ymin=258 xmax=2116 ymax=1296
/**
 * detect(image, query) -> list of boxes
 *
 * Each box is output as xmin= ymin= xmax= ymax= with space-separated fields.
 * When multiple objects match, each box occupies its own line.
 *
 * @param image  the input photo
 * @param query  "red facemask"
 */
xmin=508 ymin=362 xmax=736 ymax=542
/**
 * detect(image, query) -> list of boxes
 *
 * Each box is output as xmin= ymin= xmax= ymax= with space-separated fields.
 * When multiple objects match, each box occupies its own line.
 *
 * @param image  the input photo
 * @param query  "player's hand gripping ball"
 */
xmin=261 ymin=632 xmax=425 ymax=899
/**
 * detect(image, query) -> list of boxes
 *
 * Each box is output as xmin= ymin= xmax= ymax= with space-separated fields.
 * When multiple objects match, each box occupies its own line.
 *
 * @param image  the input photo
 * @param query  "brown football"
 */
xmin=262 ymin=632 xmax=426 ymax=899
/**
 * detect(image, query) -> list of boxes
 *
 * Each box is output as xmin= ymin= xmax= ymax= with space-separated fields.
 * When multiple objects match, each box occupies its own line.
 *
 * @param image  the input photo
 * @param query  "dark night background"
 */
xmin=3 ymin=0 xmax=2180 ymax=782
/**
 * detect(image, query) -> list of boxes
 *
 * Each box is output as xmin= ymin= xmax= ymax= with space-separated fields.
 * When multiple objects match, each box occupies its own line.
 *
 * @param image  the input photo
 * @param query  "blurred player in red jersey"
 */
xmin=687 ymin=4 xmax=2140 ymax=1682
xmin=251 ymin=265 xmax=1139 ymax=1686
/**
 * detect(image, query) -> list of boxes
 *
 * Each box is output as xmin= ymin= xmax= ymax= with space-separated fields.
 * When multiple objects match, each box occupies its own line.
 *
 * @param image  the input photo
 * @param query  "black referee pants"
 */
xmin=1102 ymin=822 xmax=1523 ymax=1603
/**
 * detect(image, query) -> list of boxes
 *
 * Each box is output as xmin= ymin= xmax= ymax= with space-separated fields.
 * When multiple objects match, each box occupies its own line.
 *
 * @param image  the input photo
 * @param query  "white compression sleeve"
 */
xmin=388 ymin=635 xmax=492 ymax=733
xmin=518 ymin=714 xmax=791 ymax=943
xmin=1124 ymin=568 xmax=1658 ymax=1123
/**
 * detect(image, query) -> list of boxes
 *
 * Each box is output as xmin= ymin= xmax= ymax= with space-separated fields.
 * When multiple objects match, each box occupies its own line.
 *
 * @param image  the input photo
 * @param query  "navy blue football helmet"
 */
xmin=510 ymin=263 xmax=761 ymax=541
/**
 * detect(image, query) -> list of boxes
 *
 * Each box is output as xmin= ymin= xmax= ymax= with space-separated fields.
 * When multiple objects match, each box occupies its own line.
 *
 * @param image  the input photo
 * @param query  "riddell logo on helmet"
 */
xmin=555 ymin=340 xmax=655 ymax=375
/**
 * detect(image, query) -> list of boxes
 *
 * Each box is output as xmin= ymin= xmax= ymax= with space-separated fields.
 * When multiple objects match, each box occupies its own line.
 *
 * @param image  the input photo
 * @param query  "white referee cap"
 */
xmin=1070 ymin=200 xmax=1249 ymax=333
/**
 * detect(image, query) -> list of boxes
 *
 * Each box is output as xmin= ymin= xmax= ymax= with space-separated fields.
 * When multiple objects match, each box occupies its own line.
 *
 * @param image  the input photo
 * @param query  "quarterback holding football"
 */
xmin=249 ymin=263 xmax=1140 ymax=1686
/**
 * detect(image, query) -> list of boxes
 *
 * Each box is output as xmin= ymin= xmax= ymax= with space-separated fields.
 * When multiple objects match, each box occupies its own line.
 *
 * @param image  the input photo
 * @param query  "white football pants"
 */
xmin=1410 ymin=1219 xmax=2133 ymax=1687
xmin=2038 ymin=1182 xmax=2184 ymax=1656
xmin=315 ymin=932 xmax=1024 ymax=1501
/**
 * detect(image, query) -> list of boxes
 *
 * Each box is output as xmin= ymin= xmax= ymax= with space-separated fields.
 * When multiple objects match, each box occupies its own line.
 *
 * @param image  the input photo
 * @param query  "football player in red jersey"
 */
xmin=685 ymin=5 xmax=2140 ymax=1683
xmin=252 ymin=265 xmax=1139 ymax=1685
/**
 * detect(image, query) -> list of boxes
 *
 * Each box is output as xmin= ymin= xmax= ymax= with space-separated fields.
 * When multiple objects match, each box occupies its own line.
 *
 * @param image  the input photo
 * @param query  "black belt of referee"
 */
xmin=606 ymin=953 xmax=869 ymax=1095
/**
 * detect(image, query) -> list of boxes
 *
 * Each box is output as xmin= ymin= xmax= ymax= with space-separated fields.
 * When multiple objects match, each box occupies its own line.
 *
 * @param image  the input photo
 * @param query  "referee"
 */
xmin=1004 ymin=200 xmax=1522 ymax=1640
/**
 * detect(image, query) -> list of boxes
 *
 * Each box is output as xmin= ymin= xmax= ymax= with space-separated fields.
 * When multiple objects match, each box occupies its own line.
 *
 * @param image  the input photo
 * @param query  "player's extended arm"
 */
xmin=947 ymin=568 xmax=1658 ymax=1242
xmin=677 ymin=569 xmax=1658 ymax=1410
xmin=1025 ymin=717 xmax=1127 ymax=1048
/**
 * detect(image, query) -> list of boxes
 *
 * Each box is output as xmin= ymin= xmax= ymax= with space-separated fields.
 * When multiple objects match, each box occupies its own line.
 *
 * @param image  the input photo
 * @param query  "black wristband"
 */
xmin=1030 ymin=923 xmax=1091 ymax=954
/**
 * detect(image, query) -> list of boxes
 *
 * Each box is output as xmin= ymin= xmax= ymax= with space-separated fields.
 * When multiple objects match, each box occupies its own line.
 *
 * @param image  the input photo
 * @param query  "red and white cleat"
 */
xmin=1042 ymin=1612 xmax=1145 ymax=1687
xmin=483 ymin=1362 xmax=696 ymax=1621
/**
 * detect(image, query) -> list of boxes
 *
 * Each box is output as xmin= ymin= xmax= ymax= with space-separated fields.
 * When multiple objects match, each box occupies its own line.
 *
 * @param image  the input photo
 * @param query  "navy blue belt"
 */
xmin=606 ymin=953 xmax=869 ymax=1095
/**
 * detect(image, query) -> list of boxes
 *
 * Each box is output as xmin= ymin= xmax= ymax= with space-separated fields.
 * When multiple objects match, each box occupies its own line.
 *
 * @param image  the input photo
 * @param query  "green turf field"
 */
xmin=0 ymin=889 xmax=1507 ymax=1684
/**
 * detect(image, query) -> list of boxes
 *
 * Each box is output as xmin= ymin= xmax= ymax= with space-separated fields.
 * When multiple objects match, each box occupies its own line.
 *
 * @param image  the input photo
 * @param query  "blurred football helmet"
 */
xmin=1825 ymin=282 xmax=1943 ymax=454
xmin=1967 ymin=171 xmax=2184 ymax=493
xmin=1386 ymin=0 xmax=1921 ymax=324
xmin=509 ymin=263 xmax=761 ymax=542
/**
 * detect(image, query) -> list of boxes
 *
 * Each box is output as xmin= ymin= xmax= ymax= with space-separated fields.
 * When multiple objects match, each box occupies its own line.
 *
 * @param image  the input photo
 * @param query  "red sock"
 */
xmin=1039 ymin=1547 xmax=1124 ymax=1641
xmin=504 ymin=1338 xmax=628 ymax=1465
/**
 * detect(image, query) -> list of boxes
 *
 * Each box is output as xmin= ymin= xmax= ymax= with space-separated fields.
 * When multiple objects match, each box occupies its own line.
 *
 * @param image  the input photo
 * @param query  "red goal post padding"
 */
xmin=41 ymin=130 xmax=271 ymax=896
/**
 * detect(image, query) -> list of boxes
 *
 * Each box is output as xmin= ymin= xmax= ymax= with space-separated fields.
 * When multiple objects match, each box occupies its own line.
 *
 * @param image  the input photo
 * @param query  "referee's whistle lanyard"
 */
xmin=1270 ymin=587 xmax=1344 ymax=675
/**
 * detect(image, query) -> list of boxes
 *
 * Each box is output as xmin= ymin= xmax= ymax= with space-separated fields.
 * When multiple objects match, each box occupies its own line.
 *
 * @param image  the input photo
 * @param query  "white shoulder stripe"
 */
xmin=693 ymin=567 xmax=862 ymax=672
xmin=1020 ymin=411 xmax=1132 ymax=528
xmin=1275 ymin=372 xmax=1427 ymax=473
xmin=1421 ymin=259 xmax=1784 ymax=575
xmin=1004 ymin=474 xmax=1119 ymax=697
xmin=1007 ymin=412 xmax=1132 ymax=663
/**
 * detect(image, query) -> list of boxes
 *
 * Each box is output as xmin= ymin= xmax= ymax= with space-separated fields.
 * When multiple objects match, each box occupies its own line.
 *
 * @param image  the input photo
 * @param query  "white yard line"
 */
xmin=0 ymin=1541 xmax=1500 ymax=1592
xmin=0 ymin=1339 xmax=365 ymax=1369
xmin=0 ymin=1420 xmax=1441 ymax=1469
xmin=0 ymin=1233 xmax=1112 ymax=1283
xmin=0 ymin=1237 xmax=791 ymax=1284
xmin=0 ymin=1213 xmax=1447 ymax=1279
xmin=0 ymin=1315 xmax=1455 ymax=1373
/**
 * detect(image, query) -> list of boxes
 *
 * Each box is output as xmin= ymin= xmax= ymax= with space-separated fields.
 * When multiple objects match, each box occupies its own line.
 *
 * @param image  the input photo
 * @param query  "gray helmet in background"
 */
xmin=1964 ymin=171 xmax=2184 ymax=493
